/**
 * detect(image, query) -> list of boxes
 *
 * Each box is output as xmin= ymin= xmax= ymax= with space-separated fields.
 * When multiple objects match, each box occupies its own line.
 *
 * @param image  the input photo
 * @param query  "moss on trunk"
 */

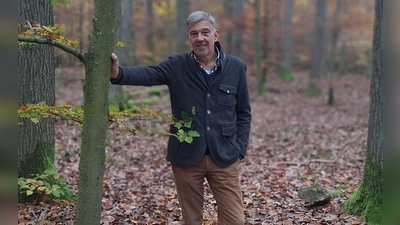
xmin=343 ymin=154 xmax=382 ymax=225
xmin=18 ymin=143 xmax=55 ymax=177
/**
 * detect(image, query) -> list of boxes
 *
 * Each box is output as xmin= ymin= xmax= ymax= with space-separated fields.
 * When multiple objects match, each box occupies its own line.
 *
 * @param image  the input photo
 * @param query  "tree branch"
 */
xmin=18 ymin=36 xmax=85 ymax=62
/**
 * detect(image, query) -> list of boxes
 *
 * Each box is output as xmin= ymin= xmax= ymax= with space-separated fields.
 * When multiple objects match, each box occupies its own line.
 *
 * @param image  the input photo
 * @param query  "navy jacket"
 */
xmin=111 ymin=42 xmax=251 ymax=167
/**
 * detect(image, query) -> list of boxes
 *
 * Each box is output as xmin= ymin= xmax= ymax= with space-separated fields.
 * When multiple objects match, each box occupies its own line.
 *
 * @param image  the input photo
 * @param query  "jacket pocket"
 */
xmin=217 ymin=84 xmax=237 ymax=106
xmin=222 ymin=123 xmax=238 ymax=150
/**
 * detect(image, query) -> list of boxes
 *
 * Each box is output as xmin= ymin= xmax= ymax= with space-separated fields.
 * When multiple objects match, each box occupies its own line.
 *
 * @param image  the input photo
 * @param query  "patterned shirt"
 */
xmin=192 ymin=46 xmax=220 ymax=75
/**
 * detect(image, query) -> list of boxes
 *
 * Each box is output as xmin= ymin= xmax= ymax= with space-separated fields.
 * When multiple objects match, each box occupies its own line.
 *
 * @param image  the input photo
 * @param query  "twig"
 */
xmin=18 ymin=36 xmax=85 ymax=62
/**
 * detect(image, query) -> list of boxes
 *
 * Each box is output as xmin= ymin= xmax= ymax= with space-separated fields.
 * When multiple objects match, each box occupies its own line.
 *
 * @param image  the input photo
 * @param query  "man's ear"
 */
xmin=214 ymin=30 xmax=219 ymax=42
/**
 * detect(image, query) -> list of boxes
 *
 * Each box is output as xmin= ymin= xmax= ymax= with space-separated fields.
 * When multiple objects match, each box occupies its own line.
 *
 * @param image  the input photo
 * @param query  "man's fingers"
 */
xmin=111 ymin=53 xmax=118 ymax=62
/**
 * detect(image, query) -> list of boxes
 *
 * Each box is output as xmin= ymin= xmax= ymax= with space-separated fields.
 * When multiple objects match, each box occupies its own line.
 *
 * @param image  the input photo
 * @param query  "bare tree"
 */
xmin=223 ymin=0 xmax=244 ymax=57
xmin=176 ymin=0 xmax=189 ymax=53
xmin=282 ymin=0 xmax=293 ymax=73
xmin=310 ymin=0 xmax=327 ymax=79
xmin=254 ymin=0 xmax=265 ymax=96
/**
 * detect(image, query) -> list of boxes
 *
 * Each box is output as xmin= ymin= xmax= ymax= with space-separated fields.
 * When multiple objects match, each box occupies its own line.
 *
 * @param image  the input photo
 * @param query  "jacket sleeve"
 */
xmin=110 ymin=57 xmax=174 ymax=86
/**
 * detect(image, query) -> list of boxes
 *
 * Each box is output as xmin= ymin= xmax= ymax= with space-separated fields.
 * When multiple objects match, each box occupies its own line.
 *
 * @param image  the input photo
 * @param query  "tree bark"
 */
xmin=254 ymin=0 xmax=265 ymax=96
xmin=18 ymin=0 xmax=55 ymax=178
xmin=146 ymin=0 xmax=155 ymax=63
xmin=282 ymin=0 xmax=293 ymax=72
xmin=343 ymin=0 xmax=382 ymax=224
xmin=74 ymin=0 xmax=119 ymax=224
xmin=310 ymin=0 xmax=327 ymax=79
xmin=224 ymin=0 xmax=244 ymax=57
xmin=176 ymin=0 xmax=189 ymax=53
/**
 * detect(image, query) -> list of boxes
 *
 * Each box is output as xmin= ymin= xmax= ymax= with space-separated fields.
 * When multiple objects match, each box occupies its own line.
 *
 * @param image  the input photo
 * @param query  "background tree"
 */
xmin=146 ymin=0 xmax=155 ymax=64
xmin=109 ymin=0 xmax=133 ymax=110
xmin=254 ymin=0 xmax=264 ymax=96
xmin=343 ymin=0 xmax=382 ymax=224
xmin=310 ymin=0 xmax=327 ymax=79
xmin=176 ymin=0 xmax=189 ymax=53
xmin=327 ymin=0 xmax=342 ymax=105
xmin=281 ymin=0 xmax=293 ymax=76
xmin=306 ymin=0 xmax=327 ymax=97
xmin=18 ymin=0 xmax=55 ymax=180
xmin=223 ymin=0 xmax=244 ymax=57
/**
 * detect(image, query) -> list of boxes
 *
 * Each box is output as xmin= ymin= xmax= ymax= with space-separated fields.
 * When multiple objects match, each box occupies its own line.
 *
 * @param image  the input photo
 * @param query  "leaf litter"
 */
xmin=18 ymin=67 xmax=370 ymax=224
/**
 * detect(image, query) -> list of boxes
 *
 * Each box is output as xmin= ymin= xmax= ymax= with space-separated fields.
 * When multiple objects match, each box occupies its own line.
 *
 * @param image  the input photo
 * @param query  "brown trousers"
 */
xmin=171 ymin=155 xmax=244 ymax=225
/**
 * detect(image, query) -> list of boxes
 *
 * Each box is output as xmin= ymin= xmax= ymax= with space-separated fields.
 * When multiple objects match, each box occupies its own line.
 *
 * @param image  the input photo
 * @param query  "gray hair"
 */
xmin=186 ymin=11 xmax=217 ymax=32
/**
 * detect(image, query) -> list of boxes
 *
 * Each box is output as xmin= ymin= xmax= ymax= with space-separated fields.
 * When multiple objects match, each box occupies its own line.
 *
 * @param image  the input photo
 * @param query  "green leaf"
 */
xmin=31 ymin=117 xmax=40 ymax=124
xmin=174 ymin=123 xmax=182 ymax=129
xmin=26 ymin=179 xmax=36 ymax=184
xmin=188 ymin=130 xmax=200 ymax=137
xmin=26 ymin=190 xmax=34 ymax=196
xmin=20 ymin=185 xmax=30 ymax=190
xmin=176 ymin=129 xmax=186 ymax=142
xmin=37 ymin=186 xmax=46 ymax=192
xmin=58 ymin=178 xmax=67 ymax=185
xmin=192 ymin=106 xmax=196 ymax=115
xmin=183 ymin=118 xmax=192 ymax=128
xmin=52 ymin=190 xmax=63 ymax=197
xmin=184 ymin=136 xmax=193 ymax=143
xmin=181 ymin=111 xmax=190 ymax=121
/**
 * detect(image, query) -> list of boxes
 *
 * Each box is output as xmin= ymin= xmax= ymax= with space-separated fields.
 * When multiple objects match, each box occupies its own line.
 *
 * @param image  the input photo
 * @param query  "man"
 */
xmin=110 ymin=11 xmax=251 ymax=225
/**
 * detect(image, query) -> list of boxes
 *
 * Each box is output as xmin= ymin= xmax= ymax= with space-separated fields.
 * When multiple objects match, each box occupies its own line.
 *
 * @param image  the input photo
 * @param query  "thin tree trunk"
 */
xmin=146 ymin=0 xmax=155 ymax=64
xmin=225 ymin=0 xmax=244 ymax=57
xmin=254 ymin=0 xmax=264 ymax=96
xmin=343 ymin=0 xmax=382 ymax=224
xmin=310 ymin=0 xmax=327 ymax=79
xmin=176 ymin=0 xmax=189 ymax=53
xmin=74 ymin=0 xmax=119 ymax=224
xmin=327 ymin=0 xmax=341 ymax=105
xmin=18 ymin=0 xmax=55 ymax=179
xmin=282 ymin=0 xmax=293 ymax=71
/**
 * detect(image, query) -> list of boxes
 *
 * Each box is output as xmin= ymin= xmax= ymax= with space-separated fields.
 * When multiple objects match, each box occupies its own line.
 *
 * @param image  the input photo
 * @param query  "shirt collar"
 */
xmin=192 ymin=46 xmax=220 ymax=74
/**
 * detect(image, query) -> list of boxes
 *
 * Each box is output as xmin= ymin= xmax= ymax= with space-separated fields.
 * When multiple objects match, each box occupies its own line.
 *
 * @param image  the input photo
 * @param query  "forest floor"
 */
xmin=18 ymin=66 xmax=371 ymax=225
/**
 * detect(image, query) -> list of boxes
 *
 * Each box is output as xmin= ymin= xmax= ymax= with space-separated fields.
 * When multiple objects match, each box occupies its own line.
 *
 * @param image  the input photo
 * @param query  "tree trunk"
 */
xmin=166 ymin=0 xmax=173 ymax=56
xmin=310 ymin=0 xmax=327 ymax=79
xmin=224 ymin=0 xmax=244 ymax=57
xmin=262 ymin=0 xmax=271 ymax=85
xmin=343 ymin=0 xmax=382 ymax=224
xmin=254 ymin=0 xmax=265 ymax=96
xmin=327 ymin=0 xmax=341 ymax=74
xmin=176 ymin=0 xmax=189 ymax=53
xmin=74 ymin=0 xmax=119 ymax=224
xmin=327 ymin=0 xmax=341 ymax=105
xmin=282 ymin=0 xmax=293 ymax=72
xmin=109 ymin=0 xmax=133 ymax=109
xmin=146 ymin=0 xmax=155 ymax=64
xmin=18 ymin=0 xmax=55 ymax=179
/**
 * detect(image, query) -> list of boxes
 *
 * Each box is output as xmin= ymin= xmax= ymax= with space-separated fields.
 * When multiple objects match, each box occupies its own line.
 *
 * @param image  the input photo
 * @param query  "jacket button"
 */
xmin=207 ymin=126 xmax=210 ymax=131
xmin=207 ymin=93 xmax=210 ymax=97
xmin=227 ymin=90 xmax=230 ymax=93
xmin=207 ymin=110 xmax=211 ymax=114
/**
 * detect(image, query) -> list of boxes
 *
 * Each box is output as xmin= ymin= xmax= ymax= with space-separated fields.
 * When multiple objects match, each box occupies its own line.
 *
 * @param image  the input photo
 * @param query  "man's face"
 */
xmin=187 ymin=20 xmax=219 ymax=58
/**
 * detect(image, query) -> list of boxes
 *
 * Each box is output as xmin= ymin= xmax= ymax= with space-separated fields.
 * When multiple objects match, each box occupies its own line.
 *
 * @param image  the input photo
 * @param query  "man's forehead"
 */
xmin=188 ymin=20 xmax=212 ymax=31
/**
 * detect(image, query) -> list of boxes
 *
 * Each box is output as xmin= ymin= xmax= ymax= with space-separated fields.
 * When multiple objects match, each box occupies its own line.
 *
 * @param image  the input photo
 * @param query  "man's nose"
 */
xmin=196 ymin=33 xmax=205 ymax=40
